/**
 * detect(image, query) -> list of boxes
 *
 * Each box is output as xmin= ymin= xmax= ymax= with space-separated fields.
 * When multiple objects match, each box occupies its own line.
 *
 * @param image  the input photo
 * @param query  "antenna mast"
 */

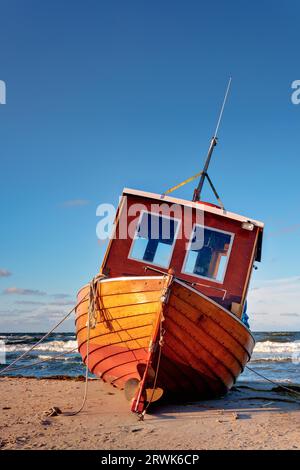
xmin=192 ymin=78 xmax=232 ymax=208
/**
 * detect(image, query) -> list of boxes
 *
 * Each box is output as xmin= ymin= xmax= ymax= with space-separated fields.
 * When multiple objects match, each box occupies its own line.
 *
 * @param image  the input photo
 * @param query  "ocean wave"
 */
xmin=254 ymin=340 xmax=300 ymax=354
xmin=250 ymin=357 xmax=294 ymax=363
xmin=37 ymin=354 xmax=79 ymax=361
xmin=1 ymin=340 xmax=78 ymax=353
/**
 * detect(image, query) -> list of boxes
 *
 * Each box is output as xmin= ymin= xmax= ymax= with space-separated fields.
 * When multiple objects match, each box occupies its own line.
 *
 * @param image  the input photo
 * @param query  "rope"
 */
xmin=0 ymin=347 xmax=79 ymax=373
xmin=8 ymin=272 xmax=298 ymax=418
xmin=246 ymin=365 xmax=300 ymax=400
xmin=64 ymin=275 xmax=102 ymax=416
xmin=0 ymin=294 xmax=89 ymax=376
xmin=163 ymin=171 xmax=203 ymax=196
xmin=0 ymin=274 xmax=104 ymax=417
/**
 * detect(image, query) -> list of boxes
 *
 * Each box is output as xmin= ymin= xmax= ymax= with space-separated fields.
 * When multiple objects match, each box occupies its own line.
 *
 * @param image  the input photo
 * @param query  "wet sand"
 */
xmin=0 ymin=377 xmax=299 ymax=450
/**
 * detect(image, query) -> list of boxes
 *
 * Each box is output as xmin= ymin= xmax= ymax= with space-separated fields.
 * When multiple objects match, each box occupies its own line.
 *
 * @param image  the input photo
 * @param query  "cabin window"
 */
xmin=182 ymin=225 xmax=234 ymax=283
xmin=129 ymin=211 xmax=180 ymax=268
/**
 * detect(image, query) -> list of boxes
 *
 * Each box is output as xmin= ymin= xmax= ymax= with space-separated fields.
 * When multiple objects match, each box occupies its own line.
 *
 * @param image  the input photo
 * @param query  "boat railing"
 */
xmin=143 ymin=266 xmax=227 ymax=300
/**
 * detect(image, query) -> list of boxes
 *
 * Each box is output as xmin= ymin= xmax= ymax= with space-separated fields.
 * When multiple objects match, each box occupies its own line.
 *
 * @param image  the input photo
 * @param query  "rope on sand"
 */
xmin=0 ymin=273 xmax=105 ymax=416
xmin=3 ymin=274 xmax=299 ymax=413
xmin=65 ymin=274 xmax=103 ymax=416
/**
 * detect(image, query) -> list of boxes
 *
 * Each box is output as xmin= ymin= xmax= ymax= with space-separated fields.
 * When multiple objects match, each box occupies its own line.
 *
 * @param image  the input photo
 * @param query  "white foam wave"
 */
xmin=1 ymin=340 xmax=78 ymax=353
xmin=254 ymin=341 xmax=300 ymax=354
xmin=1 ymin=338 xmax=300 ymax=363
xmin=251 ymin=356 xmax=293 ymax=363
xmin=37 ymin=354 xmax=78 ymax=361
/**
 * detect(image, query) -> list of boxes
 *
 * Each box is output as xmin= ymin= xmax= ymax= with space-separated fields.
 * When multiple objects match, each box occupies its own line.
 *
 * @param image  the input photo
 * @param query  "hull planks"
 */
xmin=76 ymin=274 xmax=254 ymax=414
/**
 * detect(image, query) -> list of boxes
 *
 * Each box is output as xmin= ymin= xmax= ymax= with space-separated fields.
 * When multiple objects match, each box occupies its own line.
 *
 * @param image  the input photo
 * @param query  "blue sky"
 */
xmin=0 ymin=0 xmax=300 ymax=331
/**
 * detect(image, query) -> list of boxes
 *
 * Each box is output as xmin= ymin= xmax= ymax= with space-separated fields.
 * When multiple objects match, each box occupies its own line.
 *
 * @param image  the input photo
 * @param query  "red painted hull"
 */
xmin=76 ymin=276 xmax=255 ymax=412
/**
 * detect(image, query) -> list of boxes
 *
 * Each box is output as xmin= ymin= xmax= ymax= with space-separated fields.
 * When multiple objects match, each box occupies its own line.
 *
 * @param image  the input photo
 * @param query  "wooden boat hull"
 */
xmin=76 ymin=275 xmax=255 ymax=412
xmin=76 ymin=276 xmax=165 ymax=390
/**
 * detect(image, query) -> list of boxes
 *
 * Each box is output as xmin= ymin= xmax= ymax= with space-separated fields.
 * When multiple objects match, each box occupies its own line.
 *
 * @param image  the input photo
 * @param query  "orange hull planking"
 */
xmin=76 ymin=275 xmax=254 ymax=413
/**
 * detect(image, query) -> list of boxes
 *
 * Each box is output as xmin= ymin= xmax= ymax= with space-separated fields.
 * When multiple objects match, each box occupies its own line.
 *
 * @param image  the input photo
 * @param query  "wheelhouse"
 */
xmin=101 ymin=188 xmax=264 ymax=318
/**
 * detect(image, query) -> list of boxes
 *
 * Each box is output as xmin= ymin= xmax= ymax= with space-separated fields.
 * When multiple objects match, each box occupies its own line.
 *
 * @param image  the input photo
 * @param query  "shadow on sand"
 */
xmin=146 ymin=381 xmax=300 ymax=421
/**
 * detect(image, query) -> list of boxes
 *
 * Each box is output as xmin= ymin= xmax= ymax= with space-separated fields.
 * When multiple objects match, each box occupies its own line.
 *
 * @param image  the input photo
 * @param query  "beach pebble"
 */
xmin=40 ymin=419 xmax=52 ymax=426
xmin=0 ymin=439 xmax=7 ymax=448
xmin=15 ymin=436 xmax=27 ymax=443
xmin=131 ymin=427 xmax=143 ymax=433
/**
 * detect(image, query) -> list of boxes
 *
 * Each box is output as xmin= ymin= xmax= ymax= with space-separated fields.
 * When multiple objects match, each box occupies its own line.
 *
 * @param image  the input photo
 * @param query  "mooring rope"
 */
xmin=0 ymin=347 xmax=79 ymax=373
xmin=3 ymin=273 xmax=299 ymax=415
xmin=245 ymin=365 xmax=300 ymax=400
xmin=0 ymin=293 xmax=89 ymax=376
xmin=0 ymin=274 xmax=104 ymax=416
xmin=64 ymin=274 xmax=105 ymax=416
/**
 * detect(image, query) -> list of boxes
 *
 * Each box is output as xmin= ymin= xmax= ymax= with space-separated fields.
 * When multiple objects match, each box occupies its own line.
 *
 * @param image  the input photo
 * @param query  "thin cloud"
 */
xmin=41 ymin=308 xmax=69 ymax=315
xmin=4 ymin=304 xmax=71 ymax=322
xmin=0 ymin=309 xmax=33 ymax=316
xmin=49 ymin=300 xmax=75 ymax=306
xmin=248 ymin=276 xmax=300 ymax=330
xmin=15 ymin=300 xmax=74 ymax=306
xmin=280 ymin=313 xmax=300 ymax=317
xmin=269 ymin=224 xmax=300 ymax=238
xmin=16 ymin=293 xmax=73 ymax=301
xmin=51 ymin=293 xmax=71 ymax=299
xmin=10 ymin=315 xmax=44 ymax=324
xmin=61 ymin=199 xmax=90 ymax=208
xmin=15 ymin=300 xmax=46 ymax=306
xmin=0 ymin=269 xmax=11 ymax=278
xmin=251 ymin=276 xmax=300 ymax=286
xmin=3 ymin=287 xmax=46 ymax=296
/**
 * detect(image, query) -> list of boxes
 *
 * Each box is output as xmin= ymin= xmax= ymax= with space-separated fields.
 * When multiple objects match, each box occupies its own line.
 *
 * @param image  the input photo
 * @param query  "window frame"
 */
xmin=128 ymin=210 xmax=181 ymax=270
xmin=181 ymin=223 xmax=235 ymax=285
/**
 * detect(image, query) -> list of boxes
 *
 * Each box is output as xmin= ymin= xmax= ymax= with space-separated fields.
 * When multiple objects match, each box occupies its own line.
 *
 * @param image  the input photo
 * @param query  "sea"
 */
xmin=0 ymin=332 xmax=300 ymax=387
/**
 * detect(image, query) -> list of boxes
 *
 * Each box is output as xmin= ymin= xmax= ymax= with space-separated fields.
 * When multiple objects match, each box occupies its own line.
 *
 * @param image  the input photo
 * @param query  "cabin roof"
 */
xmin=123 ymin=188 xmax=264 ymax=229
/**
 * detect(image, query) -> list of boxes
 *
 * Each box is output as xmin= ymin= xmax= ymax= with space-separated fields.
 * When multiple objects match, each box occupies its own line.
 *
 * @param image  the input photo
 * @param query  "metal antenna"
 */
xmin=193 ymin=77 xmax=232 ymax=206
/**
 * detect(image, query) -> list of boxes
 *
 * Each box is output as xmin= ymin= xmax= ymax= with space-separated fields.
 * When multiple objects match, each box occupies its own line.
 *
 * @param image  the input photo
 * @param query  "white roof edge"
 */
xmin=122 ymin=188 xmax=264 ymax=229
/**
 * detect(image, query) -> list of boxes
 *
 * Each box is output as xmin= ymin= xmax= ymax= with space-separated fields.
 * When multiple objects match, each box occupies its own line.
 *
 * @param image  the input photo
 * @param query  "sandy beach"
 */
xmin=0 ymin=377 xmax=299 ymax=450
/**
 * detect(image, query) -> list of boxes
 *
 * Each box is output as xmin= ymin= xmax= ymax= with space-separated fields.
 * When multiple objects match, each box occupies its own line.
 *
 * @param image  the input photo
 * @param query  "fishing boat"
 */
xmin=76 ymin=82 xmax=264 ymax=416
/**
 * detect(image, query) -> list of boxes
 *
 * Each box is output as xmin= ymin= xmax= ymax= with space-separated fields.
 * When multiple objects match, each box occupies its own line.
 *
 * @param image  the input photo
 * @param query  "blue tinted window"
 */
xmin=183 ymin=226 xmax=232 ymax=282
xmin=130 ymin=212 xmax=178 ymax=268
